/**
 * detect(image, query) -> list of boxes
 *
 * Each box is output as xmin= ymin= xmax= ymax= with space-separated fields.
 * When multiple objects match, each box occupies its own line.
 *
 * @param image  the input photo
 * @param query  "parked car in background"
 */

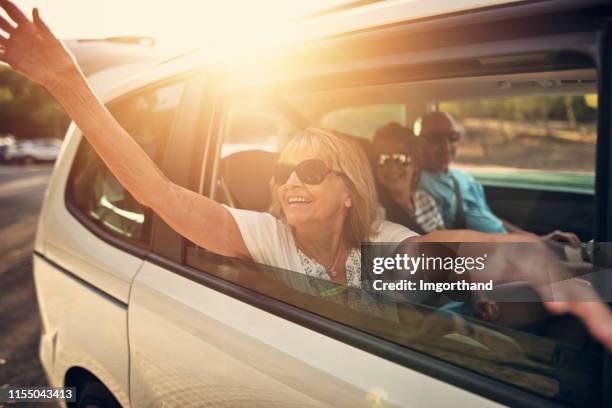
xmin=0 ymin=135 xmax=16 ymax=163
xmin=4 ymin=138 xmax=62 ymax=164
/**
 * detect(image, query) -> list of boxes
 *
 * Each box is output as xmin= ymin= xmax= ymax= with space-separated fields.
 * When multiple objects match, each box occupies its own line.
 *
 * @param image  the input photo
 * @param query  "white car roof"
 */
xmin=64 ymin=38 xmax=168 ymax=77
xmin=92 ymin=0 xmax=605 ymax=102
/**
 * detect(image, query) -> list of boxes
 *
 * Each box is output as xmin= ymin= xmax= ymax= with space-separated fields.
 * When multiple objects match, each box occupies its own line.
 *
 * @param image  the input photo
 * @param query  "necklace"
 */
xmin=327 ymin=245 xmax=343 ymax=278
xmin=297 ymin=240 xmax=344 ymax=279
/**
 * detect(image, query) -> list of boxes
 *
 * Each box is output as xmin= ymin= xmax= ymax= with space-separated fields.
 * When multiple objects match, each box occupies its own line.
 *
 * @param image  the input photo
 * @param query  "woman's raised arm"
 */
xmin=0 ymin=1 xmax=250 ymax=259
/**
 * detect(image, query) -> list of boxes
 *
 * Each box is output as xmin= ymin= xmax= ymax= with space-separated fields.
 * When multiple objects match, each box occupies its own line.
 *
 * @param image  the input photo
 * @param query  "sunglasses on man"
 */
xmin=422 ymin=131 xmax=461 ymax=144
xmin=377 ymin=153 xmax=413 ymax=167
xmin=273 ymin=159 xmax=344 ymax=186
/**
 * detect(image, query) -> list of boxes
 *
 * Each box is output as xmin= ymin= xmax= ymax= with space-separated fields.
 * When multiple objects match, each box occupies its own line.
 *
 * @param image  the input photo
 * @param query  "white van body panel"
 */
xmin=34 ymin=254 xmax=133 ymax=408
xmin=129 ymin=262 xmax=500 ymax=407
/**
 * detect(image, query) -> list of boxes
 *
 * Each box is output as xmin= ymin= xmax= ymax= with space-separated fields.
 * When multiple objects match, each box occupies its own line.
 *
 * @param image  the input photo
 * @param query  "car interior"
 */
xmin=200 ymin=67 xmax=601 ymax=403
xmin=214 ymin=68 xmax=596 ymax=241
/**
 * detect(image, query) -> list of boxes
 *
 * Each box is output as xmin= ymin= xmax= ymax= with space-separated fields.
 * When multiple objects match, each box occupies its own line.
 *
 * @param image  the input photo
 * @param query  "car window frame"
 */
xmin=64 ymin=73 xmax=196 ymax=259
xmin=150 ymin=71 xmax=212 ymax=263
xmin=593 ymin=16 xmax=612 ymax=407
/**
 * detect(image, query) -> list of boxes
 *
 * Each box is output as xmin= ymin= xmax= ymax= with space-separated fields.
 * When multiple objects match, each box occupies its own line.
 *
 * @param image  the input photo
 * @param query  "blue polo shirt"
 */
xmin=419 ymin=168 xmax=506 ymax=233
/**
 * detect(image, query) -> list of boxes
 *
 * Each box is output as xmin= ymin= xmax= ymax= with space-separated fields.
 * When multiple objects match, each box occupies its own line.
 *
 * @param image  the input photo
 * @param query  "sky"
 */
xmin=6 ymin=0 xmax=351 ymax=52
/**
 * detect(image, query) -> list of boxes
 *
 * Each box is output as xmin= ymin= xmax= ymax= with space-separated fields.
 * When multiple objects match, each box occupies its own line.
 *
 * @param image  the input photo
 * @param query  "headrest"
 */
xmin=220 ymin=150 xmax=279 ymax=212
xmin=331 ymin=131 xmax=374 ymax=164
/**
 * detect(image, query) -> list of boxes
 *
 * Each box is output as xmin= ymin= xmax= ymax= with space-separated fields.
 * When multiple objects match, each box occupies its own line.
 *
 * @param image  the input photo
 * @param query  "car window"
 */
xmin=187 ymin=74 xmax=602 ymax=405
xmin=438 ymin=93 xmax=596 ymax=193
xmin=320 ymin=104 xmax=406 ymax=141
xmin=66 ymin=82 xmax=184 ymax=247
xmin=211 ymin=97 xmax=297 ymax=211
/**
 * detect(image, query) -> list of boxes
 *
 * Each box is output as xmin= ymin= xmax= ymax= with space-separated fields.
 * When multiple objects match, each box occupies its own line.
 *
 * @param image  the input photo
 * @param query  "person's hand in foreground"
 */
xmin=417 ymin=231 xmax=612 ymax=351
xmin=540 ymin=229 xmax=581 ymax=247
xmin=491 ymin=240 xmax=612 ymax=350
xmin=0 ymin=1 xmax=78 ymax=92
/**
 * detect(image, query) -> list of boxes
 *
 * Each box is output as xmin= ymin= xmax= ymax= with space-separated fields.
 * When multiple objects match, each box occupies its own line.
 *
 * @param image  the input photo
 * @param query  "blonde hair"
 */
xmin=269 ymin=127 xmax=379 ymax=248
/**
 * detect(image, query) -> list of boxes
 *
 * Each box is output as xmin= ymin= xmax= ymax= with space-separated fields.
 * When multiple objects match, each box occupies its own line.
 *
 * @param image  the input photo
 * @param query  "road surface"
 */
xmin=0 ymin=164 xmax=52 ymax=393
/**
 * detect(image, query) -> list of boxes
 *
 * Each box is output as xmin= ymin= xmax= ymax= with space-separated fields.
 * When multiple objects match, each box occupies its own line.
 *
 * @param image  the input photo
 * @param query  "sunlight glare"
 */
xmin=150 ymin=0 xmax=349 ymax=54
xmin=10 ymin=0 xmax=354 ymax=54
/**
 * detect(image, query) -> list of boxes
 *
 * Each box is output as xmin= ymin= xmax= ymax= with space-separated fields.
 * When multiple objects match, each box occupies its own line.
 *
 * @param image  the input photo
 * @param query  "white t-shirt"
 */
xmin=225 ymin=205 xmax=418 ymax=275
xmin=225 ymin=206 xmax=420 ymax=321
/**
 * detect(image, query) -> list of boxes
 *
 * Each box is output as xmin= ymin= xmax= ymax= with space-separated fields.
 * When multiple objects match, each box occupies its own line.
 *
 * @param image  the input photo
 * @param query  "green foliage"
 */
xmin=0 ymin=65 xmax=70 ymax=140
xmin=440 ymin=94 xmax=597 ymax=126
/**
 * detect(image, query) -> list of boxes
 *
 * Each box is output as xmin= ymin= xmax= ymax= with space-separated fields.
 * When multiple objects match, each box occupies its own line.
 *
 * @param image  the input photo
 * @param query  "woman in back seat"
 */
xmin=372 ymin=122 xmax=444 ymax=234
xmin=2 ymin=0 xmax=611 ymax=349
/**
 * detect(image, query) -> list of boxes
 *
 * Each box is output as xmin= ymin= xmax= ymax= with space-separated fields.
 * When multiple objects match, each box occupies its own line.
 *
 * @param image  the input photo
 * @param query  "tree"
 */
xmin=0 ymin=65 xmax=69 ymax=140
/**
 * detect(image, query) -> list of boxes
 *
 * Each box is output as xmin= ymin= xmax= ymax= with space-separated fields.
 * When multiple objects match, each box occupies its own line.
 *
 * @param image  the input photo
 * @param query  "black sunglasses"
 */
xmin=377 ymin=153 xmax=413 ymax=167
xmin=274 ymin=159 xmax=343 ymax=186
xmin=423 ymin=131 xmax=461 ymax=144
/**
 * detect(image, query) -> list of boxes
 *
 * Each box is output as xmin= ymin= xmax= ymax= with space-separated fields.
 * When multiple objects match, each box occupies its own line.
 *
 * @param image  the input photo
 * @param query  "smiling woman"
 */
xmin=270 ymin=128 xmax=379 ymax=250
xmin=215 ymin=123 xmax=420 ymax=287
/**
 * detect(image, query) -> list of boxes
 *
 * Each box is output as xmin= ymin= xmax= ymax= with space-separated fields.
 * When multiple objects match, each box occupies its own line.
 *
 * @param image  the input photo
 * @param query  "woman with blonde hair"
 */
xmin=247 ymin=126 xmax=412 ymax=287
xmin=2 ymin=1 xmax=611 ymax=348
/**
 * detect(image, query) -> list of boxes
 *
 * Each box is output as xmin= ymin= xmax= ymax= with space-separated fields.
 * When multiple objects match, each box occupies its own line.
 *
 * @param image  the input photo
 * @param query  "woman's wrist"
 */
xmin=45 ymin=63 xmax=83 ymax=97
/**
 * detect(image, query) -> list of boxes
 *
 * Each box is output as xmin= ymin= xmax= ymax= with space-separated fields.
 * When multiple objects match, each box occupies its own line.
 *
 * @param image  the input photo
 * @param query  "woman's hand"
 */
xmin=0 ymin=1 xmax=78 ymax=92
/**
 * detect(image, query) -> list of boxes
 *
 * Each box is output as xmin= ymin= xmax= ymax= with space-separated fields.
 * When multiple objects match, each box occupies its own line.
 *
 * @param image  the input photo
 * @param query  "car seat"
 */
xmin=219 ymin=150 xmax=279 ymax=212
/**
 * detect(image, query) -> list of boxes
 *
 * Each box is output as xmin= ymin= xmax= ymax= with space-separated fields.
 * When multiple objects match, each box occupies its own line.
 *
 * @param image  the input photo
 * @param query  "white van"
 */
xmin=34 ymin=1 xmax=612 ymax=406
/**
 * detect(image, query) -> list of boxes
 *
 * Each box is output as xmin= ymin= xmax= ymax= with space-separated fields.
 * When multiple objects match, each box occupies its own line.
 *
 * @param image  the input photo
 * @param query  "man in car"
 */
xmin=417 ymin=111 xmax=581 ymax=247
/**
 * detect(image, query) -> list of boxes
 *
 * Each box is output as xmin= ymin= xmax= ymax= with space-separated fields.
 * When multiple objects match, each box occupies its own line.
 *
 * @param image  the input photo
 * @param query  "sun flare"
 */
xmin=7 ymin=0 xmax=353 ymax=54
